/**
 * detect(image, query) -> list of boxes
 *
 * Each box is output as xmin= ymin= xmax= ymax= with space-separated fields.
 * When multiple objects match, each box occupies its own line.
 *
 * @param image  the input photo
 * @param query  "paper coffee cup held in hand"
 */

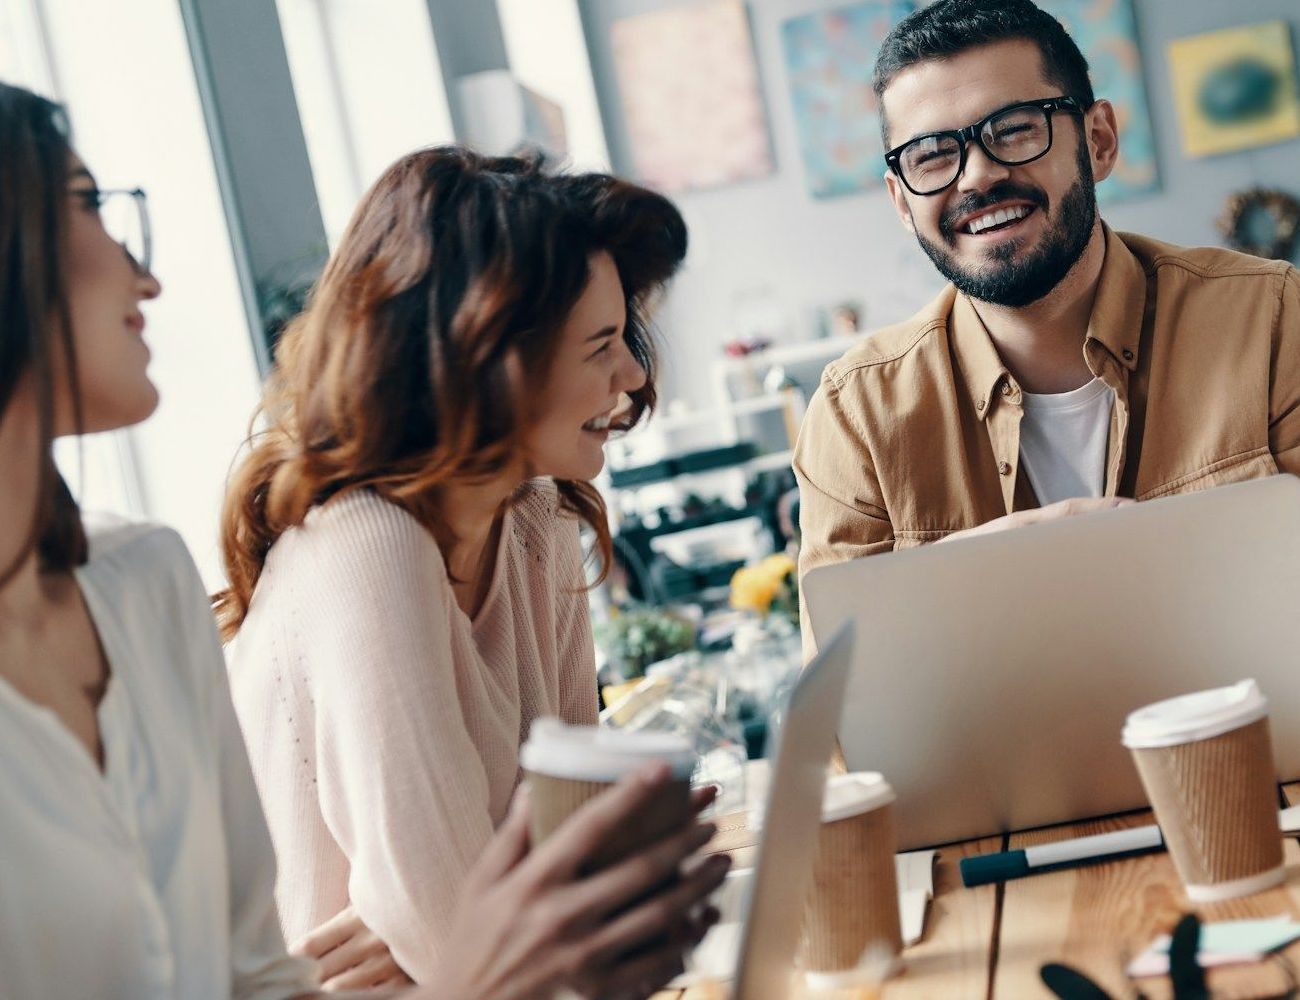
xmin=521 ymin=717 xmax=697 ymax=868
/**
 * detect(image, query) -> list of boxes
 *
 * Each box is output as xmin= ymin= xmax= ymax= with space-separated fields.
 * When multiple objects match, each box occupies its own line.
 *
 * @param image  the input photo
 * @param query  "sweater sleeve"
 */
xmin=553 ymin=512 xmax=598 ymax=726
xmin=208 ymin=629 xmax=320 ymax=1000
xmin=296 ymin=497 xmax=494 ymax=981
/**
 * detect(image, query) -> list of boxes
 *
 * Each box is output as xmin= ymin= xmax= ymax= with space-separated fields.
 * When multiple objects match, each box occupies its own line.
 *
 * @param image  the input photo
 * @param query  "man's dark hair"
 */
xmin=873 ymin=0 xmax=1095 ymax=145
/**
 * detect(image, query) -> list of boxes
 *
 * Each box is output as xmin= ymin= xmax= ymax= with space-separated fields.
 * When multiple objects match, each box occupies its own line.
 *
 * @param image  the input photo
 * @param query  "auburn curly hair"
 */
xmin=214 ymin=146 xmax=687 ymax=638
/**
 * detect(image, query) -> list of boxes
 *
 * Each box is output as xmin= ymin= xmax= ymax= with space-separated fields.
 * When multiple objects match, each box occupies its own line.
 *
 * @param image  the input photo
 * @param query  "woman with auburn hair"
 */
xmin=0 ymin=82 xmax=721 ymax=1000
xmin=217 ymin=146 xmax=721 ymax=990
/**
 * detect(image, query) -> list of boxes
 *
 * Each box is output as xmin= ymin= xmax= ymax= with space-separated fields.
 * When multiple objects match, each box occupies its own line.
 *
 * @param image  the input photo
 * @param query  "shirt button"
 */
xmin=1122 ymin=349 xmax=1135 ymax=362
xmin=998 ymin=461 xmax=1012 ymax=476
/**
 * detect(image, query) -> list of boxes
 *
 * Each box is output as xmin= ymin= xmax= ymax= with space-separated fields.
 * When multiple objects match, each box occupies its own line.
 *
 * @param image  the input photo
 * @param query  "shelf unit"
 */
xmin=713 ymin=332 xmax=860 ymax=373
xmin=637 ymin=392 xmax=789 ymax=434
xmin=599 ymin=334 xmax=857 ymax=606
xmin=712 ymin=335 xmax=857 ymax=436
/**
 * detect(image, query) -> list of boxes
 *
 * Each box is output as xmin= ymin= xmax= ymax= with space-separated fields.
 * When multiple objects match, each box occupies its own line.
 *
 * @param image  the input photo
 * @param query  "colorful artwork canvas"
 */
xmin=1168 ymin=21 xmax=1300 ymax=159
xmin=780 ymin=1 xmax=914 ymax=199
xmin=610 ymin=0 xmax=773 ymax=193
xmin=1036 ymin=0 xmax=1159 ymax=204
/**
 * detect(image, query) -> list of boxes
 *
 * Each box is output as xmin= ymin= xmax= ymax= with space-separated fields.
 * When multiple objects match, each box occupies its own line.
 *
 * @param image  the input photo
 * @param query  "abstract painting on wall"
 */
xmin=1037 ymin=0 xmax=1159 ymax=204
xmin=780 ymin=1 xmax=914 ymax=199
xmin=610 ymin=0 xmax=774 ymax=194
xmin=1168 ymin=21 xmax=1300 ymax=159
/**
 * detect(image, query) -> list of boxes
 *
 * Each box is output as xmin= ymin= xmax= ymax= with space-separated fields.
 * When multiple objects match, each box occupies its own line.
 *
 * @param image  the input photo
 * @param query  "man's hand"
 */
xmin=938 ymin=496 xmax=1134 ymax=544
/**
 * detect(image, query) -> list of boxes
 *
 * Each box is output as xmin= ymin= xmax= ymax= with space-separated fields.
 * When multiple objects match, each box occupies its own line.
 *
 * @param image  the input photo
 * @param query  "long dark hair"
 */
xmin=216 ymin=146 xmax=687 ymax=638
xmin=0 ymin=82 xmax=87 ymax=588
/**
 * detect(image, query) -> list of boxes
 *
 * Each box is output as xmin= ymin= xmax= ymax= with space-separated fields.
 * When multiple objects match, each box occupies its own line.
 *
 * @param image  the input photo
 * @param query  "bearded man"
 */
xmin=794 ymin=0 xmax=1300 ymax=653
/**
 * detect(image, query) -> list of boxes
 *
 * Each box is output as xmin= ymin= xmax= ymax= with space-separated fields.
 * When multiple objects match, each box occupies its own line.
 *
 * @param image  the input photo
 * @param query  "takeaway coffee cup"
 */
xmin=1122 ymin=679 xmax=1284 ymax=902
xmin=520 ymin=717 xmax=697 ymax=870
xmin=800 ymin=772 xmax=903 ymax=986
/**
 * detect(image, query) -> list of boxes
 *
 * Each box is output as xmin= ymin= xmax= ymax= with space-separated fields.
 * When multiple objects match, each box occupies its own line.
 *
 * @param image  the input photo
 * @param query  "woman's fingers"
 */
xmin=690 ymin=905 xmax=722 ymax=941
xmin=583 ymin=937 xmax=695 ymax=1000
xmin=556 ymin=820 xmax=717 ymax=927
xmin=321 ymin=951 xmax=408 ymax=991
xmin=312 ymin=926 xmax=386 ymax=983
xmin=688 ymin=784 xmax=719 ymax=817
xmin=289 ymin=904 xmax=362 ymax=960
xmin=516 ymin=762 xmax=672 ymax=887
xmin=465 ymin=820 xmax=714 ymax=994
xmin=580 ymin=853 xmax=731 ymax=964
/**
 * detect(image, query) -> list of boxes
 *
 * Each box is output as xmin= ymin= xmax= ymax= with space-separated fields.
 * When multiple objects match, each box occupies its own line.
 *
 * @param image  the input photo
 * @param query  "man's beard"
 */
xmin=913 ymin=141 xmax=1097 ymax=308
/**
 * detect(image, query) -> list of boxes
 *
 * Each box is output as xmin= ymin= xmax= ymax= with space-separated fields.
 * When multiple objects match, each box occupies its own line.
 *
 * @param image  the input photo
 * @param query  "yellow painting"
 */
xmin=1168 ymin=21 xmax=1300 ymax=158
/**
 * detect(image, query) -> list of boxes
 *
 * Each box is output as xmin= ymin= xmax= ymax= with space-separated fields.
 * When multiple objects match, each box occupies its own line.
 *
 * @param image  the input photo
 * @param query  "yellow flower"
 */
xmin=730 ymin=565 xmax=780 ymax=613
xmin=758 ymin=553 xmax=796 ymax=583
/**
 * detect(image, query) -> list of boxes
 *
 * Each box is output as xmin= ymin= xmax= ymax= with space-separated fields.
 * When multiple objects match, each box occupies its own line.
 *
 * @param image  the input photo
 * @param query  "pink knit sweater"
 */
xmin=225 ymin=481 xmax=597 ymax=980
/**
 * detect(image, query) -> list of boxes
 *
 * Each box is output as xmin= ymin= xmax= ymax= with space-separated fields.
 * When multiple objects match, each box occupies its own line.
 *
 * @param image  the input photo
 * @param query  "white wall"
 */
xmin=579 ymin=0 xmax=947 ymax=410
xmin=579 ymin=0 xmax=1300 ymax=411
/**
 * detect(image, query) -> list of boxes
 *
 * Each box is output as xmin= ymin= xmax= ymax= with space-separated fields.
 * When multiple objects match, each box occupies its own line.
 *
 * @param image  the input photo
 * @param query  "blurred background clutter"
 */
xmin=6 ymin=0 xmax=1298 ymax=801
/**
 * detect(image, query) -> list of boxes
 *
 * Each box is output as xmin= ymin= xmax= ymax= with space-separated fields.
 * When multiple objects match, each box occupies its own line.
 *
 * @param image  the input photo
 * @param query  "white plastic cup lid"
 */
xmin=749 ymin=771 xmax=895 ymax=832
xmin=821 ymin=772 xmax=895 ymax=823
xmin=1121 ymin=679 xmax=1269 ymax=749
xmin=520 ymin=717 xmax=697 ymax=782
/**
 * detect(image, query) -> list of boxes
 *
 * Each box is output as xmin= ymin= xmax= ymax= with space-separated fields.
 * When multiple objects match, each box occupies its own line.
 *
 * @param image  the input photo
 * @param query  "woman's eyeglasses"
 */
xmin=75 ymin=186 xmax=152 ymax=274
xmin=885 ymin=96 xmax=1089 ymax=197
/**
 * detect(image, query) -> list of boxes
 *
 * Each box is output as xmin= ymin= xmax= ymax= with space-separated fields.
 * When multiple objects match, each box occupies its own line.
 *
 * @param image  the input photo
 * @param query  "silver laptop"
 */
xmin=803 ymin=474 xmax=1300 ymax=851
xmin=693 ymin=622 xmax=853 ymax=999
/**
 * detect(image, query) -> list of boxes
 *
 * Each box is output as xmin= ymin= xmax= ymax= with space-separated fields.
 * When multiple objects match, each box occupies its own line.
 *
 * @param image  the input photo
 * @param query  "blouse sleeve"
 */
xmin=295 ymin=500 xmax=495 ymax=981
xmin=171 ymin=533 xmax=317 ymax=1000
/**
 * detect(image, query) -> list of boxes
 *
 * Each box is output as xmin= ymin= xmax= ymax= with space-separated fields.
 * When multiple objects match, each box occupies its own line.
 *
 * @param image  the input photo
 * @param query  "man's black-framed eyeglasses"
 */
xmin=75 ymin=186 xmax=152 ymax=274
xmin=885 ymin=96 xmax=1089 ymax=197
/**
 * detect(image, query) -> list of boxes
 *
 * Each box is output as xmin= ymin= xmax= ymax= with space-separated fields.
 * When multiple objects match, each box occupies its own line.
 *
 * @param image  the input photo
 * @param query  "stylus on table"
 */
xmin=960 ymin=803 xmax=1300 ymax=887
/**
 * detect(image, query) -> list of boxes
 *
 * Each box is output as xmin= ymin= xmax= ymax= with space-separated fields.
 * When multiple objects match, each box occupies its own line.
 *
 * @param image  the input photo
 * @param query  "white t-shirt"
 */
xmin=1018 ymin=377 xmax=1116 ymax=506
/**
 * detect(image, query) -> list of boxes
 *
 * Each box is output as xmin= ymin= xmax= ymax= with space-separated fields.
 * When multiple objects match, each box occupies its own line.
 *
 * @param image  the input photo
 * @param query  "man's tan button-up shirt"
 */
xmin=794 ymin=226 xmax=1300 ymax=644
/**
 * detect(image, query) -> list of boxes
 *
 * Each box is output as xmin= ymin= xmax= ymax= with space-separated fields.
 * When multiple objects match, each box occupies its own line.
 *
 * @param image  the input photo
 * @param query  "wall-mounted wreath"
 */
xmin=1217 ymin=187 xmax=1300 ymax=261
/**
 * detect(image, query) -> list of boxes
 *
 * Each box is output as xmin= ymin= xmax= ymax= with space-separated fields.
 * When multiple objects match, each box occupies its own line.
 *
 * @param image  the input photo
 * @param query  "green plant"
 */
xmin=596 ymin=606 xmax=696 ymax=680
xmin=255 ymin=247 xmax=327 ymax=358
xmin=257 ymin=271 xmax=316 ymax=355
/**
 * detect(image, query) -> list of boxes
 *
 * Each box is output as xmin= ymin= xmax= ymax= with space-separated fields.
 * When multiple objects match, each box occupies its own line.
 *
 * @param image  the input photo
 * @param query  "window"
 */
xmin=1 ymin=0 xmax=265 ymax=588
xmin=496 ymin=0 xmax=610 ymax=171
xmin=276 ymin=0 xmax=455 ymax=246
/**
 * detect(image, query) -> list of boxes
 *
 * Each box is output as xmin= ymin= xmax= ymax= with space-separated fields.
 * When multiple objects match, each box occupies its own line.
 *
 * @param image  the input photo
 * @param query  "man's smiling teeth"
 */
xmin=966 ymin=205 xmax=1032 ymax=235
xmin=583 ymin=415 xmax=612 ymax=432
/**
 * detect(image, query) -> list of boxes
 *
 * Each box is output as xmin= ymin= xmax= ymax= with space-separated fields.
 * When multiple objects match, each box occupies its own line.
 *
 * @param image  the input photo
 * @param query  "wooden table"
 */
xmin=655 ymin=783 xmax=1300 ymax=999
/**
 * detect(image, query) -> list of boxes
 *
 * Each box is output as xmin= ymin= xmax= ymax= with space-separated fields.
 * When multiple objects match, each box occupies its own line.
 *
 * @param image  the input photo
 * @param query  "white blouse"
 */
xmin=0 ymin=519 xmax=315 ymax=1000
